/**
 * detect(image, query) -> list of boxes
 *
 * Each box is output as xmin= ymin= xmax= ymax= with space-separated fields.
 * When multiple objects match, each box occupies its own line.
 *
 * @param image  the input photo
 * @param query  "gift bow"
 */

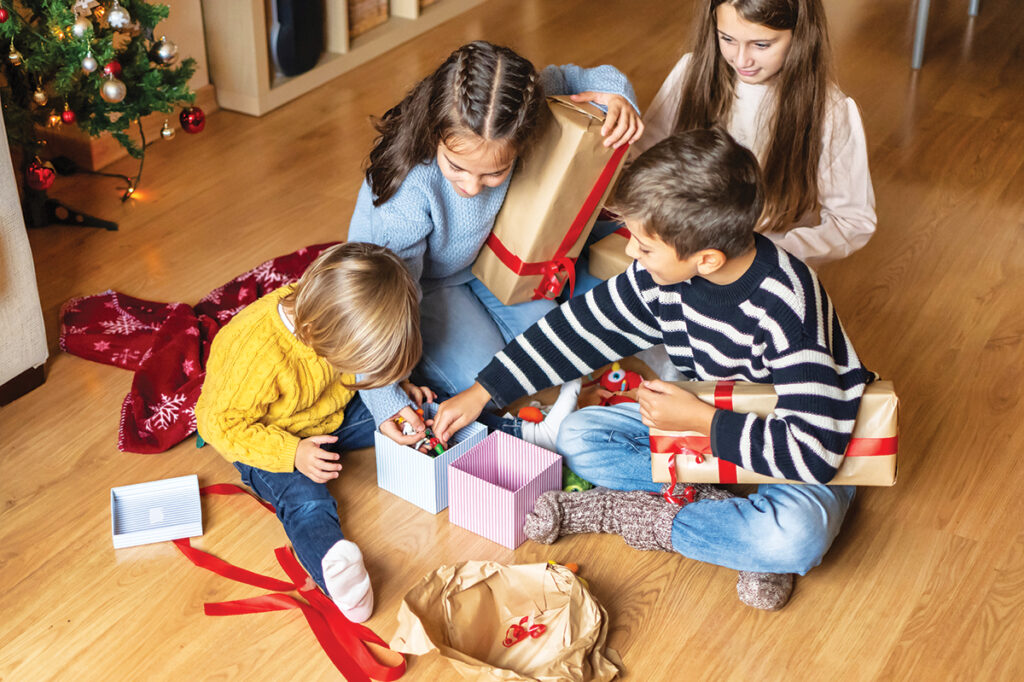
xmin=502 ymin=616 xmax=548 ymax=647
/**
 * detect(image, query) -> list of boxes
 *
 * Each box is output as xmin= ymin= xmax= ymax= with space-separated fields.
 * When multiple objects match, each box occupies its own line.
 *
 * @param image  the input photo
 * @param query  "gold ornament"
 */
xmin=8 ymin=41 xmax=23 ymax=67
xmin=71 ymin=16 xmax=92 ymax=39
xmin=160 ymin=120 xmax=176 ymax=140
xmin=48 ymin=110 xmax=62 ymax=127
xmin=33 ymin=88 xmax=49 ymax=106
xmin=82 ymin=51 xmax=98 ymax=73
xmin=100 ymin=75 xmax=127 ymax=103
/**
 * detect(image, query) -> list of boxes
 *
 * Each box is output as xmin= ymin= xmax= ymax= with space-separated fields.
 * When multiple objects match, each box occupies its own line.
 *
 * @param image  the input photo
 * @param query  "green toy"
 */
xmin=562 ymin=466 xmax=593 ymax=492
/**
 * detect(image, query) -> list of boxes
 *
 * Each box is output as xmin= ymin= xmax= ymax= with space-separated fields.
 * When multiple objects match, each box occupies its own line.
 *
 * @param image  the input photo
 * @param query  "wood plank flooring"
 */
xmin=2 ymin=0 xmax=1023 ymax=679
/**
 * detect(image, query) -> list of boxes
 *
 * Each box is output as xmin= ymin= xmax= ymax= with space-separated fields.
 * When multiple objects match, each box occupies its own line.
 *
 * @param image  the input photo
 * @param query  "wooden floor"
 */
xmin=3 ymin=0 xmax=1023 ymax=679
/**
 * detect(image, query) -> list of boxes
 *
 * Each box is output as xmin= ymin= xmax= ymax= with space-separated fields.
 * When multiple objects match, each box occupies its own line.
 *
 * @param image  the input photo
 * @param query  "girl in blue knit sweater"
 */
xmin=348 ymin=41 xmax=643 ymax=444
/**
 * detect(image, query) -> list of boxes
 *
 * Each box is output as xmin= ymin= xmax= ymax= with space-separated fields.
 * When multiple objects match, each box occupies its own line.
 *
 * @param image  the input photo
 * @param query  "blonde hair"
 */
xmin=281 ymin=242 xmax=421 ymax=390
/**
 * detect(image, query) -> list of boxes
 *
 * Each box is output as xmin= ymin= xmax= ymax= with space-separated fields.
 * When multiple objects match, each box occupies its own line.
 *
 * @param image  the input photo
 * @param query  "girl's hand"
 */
xmin=378 ymin=405 xmax=428 ymax=446
xmin=570 ymin=92 xmax=644 ymax=148
xmin=400 ymin=380 xmax=436 ymax=406
xmin=433 ymin=382 xmax=491 ymax=443
xmin=637 ymin=379 xmax=716 ymax=433
xmin=295 ymin=435 xmax=342 ymax=484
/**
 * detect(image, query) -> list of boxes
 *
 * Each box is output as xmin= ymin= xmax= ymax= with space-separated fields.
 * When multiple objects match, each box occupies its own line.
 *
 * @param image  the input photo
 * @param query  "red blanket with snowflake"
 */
xmin=59 ymin=243 xmax=339 ymax=453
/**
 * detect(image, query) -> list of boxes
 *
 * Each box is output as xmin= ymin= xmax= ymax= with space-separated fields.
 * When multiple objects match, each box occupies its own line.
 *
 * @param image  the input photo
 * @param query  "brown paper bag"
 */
xmin=472 ymin=96 xmax=629 ymax=305
xmin=587 ymin=227 xmax=633 ymax=281
xmin=650 ymin=380 xmax=899 ymax=486
xmin=391 ymin=561 xmax=622 ymax=681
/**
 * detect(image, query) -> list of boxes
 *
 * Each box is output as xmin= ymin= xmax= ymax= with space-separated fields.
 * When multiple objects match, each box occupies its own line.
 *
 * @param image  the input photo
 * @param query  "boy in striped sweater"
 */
xmin=433 ymin=128 xmax=874 ymax=611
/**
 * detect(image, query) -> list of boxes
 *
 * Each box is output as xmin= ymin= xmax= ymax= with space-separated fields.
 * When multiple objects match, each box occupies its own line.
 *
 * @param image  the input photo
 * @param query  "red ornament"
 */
xmin=0 ymin=8 xmax=9 ymax=23
xmin=179 ymin=106 xmax=205 ymax=134
xmin=61 ymin=108 xmax=77 ymax=124
xmin=103 ymin=61 xmax=122 ymax=77
xmin=26 ymin=160 xmax=56 ymax=191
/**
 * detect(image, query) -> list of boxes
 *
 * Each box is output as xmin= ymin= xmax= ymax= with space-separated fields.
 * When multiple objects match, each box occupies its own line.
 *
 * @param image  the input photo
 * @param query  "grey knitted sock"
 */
xmin=524 ymin=487 xmax=681 ymax=551
xmin=736 ymin=571 xmax=794 ymax=611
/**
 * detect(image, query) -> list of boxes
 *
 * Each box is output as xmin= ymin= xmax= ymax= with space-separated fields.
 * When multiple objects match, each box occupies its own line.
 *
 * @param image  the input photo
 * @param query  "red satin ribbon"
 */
xmin=652 ymin=382 xmax=898 ymax=485
xmin=174 ymin=484 xmax=405 ymax=681
xmin=483 ymin=143 xmax=629 ymax=300
xmin=612 ymin=226 xmax=630 ymax=238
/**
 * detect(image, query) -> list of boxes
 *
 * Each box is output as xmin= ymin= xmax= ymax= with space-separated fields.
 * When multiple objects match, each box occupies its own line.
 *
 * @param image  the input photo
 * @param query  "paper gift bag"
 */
xmin=472 ymin=96 xmax=630 ymax=304
xmin=588 ymin=226 xmax=633 ymax=281
xmin=650 ymin=380 xmax=899 ymax=486
xmin=391 ymin=561 xmax=622 ymax=681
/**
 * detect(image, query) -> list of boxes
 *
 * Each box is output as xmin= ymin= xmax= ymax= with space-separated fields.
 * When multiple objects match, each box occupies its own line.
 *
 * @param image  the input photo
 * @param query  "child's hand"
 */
xmin=433 ymin=382 xmax=491 ymax=443
xmin=400 ymin=380 xmax=436 ymax=406
xmin=570 ymin=92 xmax=644 ymax=148
xmin=637 ymin=379 xmax=716 ymax=433
xmin=295 ymin=435 xmax=342 ymax=484
xmin=379 ymin=405 xmax=428 ymax=446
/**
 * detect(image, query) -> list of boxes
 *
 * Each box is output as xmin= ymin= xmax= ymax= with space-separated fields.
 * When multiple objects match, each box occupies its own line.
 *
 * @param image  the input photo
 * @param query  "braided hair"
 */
xmin=366 ymin=41 xmax=545 ymax=206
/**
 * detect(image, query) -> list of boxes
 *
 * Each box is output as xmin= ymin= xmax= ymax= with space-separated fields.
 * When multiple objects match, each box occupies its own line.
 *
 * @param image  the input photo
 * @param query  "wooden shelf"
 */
xmin=201 ymin=0 xmax=488 ymax=116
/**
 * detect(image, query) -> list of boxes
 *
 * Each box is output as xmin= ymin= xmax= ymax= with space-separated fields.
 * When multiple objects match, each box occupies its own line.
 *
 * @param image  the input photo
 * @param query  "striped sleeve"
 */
xmin=477 ymin=264 xmax=663 ymax=406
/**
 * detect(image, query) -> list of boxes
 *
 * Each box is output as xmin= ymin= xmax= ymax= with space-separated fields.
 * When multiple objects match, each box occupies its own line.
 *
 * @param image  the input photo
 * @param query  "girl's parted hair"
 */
xmin=676 ymin=0 xmax=834 ymax=233
xmin=281 ymin=242 xmax=421 ymax=390
xmin=366 ymin=40 xmax=546 ymax=206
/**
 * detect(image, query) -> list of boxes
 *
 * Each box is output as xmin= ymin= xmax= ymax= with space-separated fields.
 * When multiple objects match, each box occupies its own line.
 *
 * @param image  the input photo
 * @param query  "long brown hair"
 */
xmin=675 ymin=0 xmax=834 ymax=232
xmin=366 ymin=41 xmax=546 ymax=206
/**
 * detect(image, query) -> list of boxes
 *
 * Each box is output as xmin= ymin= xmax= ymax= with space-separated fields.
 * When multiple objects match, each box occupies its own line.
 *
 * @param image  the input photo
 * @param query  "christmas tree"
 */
xmin=0 ymin=0 xmax=202 ymax=213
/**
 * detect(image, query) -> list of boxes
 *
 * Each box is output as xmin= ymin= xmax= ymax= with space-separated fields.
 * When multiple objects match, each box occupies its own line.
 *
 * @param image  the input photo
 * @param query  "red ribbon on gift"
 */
xmin=482 ymin=143 xmax=629 ymax=301
xmin=652 ymin=381 xmax=898 ymax=486
xmin=174 ymin=484 xmax=405 ymax=681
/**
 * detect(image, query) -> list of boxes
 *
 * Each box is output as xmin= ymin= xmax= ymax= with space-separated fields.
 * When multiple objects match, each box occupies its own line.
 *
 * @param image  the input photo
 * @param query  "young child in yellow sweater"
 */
xmin=195 ymin=242 xmax=424 ymax=623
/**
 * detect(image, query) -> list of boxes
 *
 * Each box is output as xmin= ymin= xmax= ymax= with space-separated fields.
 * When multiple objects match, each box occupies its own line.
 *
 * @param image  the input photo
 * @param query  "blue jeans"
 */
xmin=232 ymin=394 xmax=376 ymax=592
xmin=556 ymin=402 xmax=855 ymax=575
xmin=414 ymin=277 xmax=555 ymax=396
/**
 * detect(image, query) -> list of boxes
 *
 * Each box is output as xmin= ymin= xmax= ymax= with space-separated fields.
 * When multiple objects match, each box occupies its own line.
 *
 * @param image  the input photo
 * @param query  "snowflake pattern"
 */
xmin=145 ymin=393 xmax=187 ymax=432
xmin=93 ymin=340 xmax=111 ymax=352
xmin=217 ymin=305 xmax=246 ymax=323
xmin=112 ymin=348 xmax=141 ymax=366
xmin=182 ymin=359 xmax=196 ymax=375
xmin=101 ymin=313 xmax=154 ymax=336
xmin=250 ymin=260 xmax=293 ymax=290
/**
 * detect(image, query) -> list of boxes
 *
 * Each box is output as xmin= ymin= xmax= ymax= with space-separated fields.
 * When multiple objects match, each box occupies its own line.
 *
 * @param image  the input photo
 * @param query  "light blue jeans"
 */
xmin=556 ymin=402 xmax=856 ymax=575
xmin=414 ymin=277 xmax=556 ymax=396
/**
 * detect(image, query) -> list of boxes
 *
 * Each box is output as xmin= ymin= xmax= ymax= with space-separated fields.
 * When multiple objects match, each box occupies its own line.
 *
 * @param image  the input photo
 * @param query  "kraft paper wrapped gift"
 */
xmin=447 ymin=432 xmax=562 ymax=549
xmin=374 ymin=403 xmax=487 ymax=514
xmin=472 ymin=96 xmax=629 ymax=305
xmin=391 ymin=561 xmax=621 ymax=681
xmin=650 ymin=380 xmax=899 ymax=486
xmin=588 ymin=226 xmax=633 ymax=281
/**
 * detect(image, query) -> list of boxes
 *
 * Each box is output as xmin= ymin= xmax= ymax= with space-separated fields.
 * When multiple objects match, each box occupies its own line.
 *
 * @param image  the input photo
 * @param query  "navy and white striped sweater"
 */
xmin=476 ymin=235 xmax=874 ymax=484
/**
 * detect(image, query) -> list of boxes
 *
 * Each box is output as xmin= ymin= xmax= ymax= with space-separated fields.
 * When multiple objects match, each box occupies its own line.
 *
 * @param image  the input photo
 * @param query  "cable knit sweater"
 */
xmin=195 ymin=285 xmax=356 ymax=472
xmin=476 ymin=235 xmax=874 ymax=484
xmin=636 ymin=54 xmax=876 ymax=268
xmin=348 ymin=63 xmax=640 ymax=427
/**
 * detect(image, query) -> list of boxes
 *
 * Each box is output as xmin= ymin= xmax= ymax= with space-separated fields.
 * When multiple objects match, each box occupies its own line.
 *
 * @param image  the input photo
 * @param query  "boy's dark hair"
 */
xmin=366 ymin=41 xmax=546 ymax=206
xmin=608 ymin=128 xmax=764 ymax=259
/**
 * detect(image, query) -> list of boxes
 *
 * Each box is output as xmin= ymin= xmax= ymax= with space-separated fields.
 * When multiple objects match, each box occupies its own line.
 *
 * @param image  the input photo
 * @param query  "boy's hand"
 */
xmin=295 ymin=435 xmax=342 ymax=484
xmin=400 ymin=380 xmax=436 ymax=406
xmin=433 ymin=382 xmax=491 ymax=443
xmin=637 ymin=379 xmax=716 ymax=433
xmin=570 ymin=92 xmax=644 ymax=149
xmin=378 ymin=405 xmax=428 ymax=446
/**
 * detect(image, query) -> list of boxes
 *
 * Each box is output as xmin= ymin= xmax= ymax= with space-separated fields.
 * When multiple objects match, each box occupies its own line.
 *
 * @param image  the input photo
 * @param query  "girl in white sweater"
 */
xmin=636 ymin=0 xmax=876 ymax=268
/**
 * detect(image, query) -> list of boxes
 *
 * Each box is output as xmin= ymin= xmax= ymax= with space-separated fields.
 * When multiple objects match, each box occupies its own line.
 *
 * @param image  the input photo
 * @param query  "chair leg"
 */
xmin=912 ymin=0 xmax=931 ymax=69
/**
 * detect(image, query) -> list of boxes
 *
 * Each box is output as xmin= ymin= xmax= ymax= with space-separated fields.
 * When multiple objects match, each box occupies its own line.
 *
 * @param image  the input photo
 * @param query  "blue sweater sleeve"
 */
xmin=540 ymin=63 xmax=640 ymax=114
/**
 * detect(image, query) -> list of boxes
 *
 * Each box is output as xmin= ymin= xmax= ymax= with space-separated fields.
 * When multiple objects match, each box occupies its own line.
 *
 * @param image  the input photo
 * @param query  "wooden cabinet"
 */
xmin=200 ymin=0 xmax=488 ymax=116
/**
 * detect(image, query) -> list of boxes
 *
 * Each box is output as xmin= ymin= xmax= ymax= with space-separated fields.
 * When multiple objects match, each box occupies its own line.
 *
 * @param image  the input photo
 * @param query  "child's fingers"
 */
xmin=379 ymin=418 xmax=424 ymax=446
xmin=307 ymin=434 xmax=339 ymax=446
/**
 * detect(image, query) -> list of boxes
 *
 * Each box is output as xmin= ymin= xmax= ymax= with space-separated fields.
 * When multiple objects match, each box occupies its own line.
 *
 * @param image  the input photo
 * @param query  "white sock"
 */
xmin=520 ymin=378 xmax=581 ymax=451
xmin=321 ymin=539 xmax=374 ymax=623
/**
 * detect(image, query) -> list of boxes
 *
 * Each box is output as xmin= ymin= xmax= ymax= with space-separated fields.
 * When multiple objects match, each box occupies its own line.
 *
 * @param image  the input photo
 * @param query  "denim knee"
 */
xmin=744 ymin=491 xmax=843 ymax=575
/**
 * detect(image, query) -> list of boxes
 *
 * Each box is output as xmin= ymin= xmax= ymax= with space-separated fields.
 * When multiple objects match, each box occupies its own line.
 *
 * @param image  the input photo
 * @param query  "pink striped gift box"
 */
xmin=447 ymin=431 xmax=562 ymax=549
xmin=374 ymin=403 xmax=488 ymax=514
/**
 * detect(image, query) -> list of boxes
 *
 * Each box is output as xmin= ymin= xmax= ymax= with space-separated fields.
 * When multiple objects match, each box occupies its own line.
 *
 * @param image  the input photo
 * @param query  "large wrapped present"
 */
xmin=588 ymin=226 xmax=633 ymax=281
xmin=472 ymin=96 xmax=630 ymax=304
xmin=448 ymin=432 xmax=562 ymax=549
xmin=374 ymin=402 xmax=488 ymax=513
xmin=650 ymin=380 xmax=898 ymax=486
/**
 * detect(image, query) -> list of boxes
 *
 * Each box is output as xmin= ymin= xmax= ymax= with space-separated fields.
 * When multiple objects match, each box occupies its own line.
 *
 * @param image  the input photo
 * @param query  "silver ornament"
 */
xmin=71 ymin=16 xmax=92 ymax=38
xmin=82 ymin=51 xmax=98 ymax=73
xmin=33 ymin=88 xmax=49 ymax=105
xmin=107 ymin=0 xmax=131 ymax=29
xmin=100 ymin=76 xmax=127 ymax=103
xmin=160 ymin=120 xmax=176 ymax=140
xmin=150 ymin=36 xmax=178 ymax=65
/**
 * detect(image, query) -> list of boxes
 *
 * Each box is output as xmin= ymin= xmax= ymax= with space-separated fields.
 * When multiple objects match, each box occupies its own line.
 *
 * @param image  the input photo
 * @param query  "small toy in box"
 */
xmin=447 ymin=431 xmax=562 ymax=549
xmin=374 ymin=402 xmax=487 ymax=514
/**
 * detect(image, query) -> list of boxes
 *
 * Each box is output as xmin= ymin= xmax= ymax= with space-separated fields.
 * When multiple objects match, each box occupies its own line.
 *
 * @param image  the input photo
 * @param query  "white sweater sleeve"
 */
xmin=765 ymin=97 xmax=877 ymax=268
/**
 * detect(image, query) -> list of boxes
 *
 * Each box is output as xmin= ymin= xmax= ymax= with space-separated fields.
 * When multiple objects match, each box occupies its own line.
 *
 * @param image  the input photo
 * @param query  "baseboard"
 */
xmin=0 ymin=364 xmax=46 ymax=406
